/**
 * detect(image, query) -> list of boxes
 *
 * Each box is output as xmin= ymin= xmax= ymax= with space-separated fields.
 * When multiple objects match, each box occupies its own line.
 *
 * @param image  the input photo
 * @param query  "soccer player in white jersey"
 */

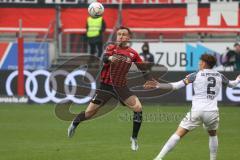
xmin=144 ymin=54 xmax=240 ymax=160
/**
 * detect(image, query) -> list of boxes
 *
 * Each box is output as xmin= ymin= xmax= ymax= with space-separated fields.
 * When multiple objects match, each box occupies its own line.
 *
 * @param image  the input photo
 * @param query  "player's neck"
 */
xmin=201 ymin=68 xmax=212 ymax=71
xmin=118 ymin=44 xmax=128 ymax=49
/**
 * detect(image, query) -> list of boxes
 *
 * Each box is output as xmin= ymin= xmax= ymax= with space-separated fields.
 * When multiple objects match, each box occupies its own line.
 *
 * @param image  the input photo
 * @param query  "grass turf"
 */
xmin=0 ymin=104 xmax=239 ymax=160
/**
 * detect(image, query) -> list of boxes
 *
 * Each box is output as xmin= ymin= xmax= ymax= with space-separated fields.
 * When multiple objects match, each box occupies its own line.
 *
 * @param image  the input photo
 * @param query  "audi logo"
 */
xmin=6 ymin=70 xmax=96 ymax=104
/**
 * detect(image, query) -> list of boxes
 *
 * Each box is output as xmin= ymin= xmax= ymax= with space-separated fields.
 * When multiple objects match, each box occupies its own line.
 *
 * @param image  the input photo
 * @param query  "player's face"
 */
xmin=116 ymin=29 xmax=130 ymax=46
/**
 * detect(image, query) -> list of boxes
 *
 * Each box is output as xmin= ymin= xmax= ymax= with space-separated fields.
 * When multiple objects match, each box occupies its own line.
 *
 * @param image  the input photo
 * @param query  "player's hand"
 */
xmin=108 ymin=56 xmax=117 ymax=62
xmin=109 ymin=55 xmax=130 ymax=63
xmin=143 ymin=80 xmax=160 ymax=89
xmin=236 ymin=75 xmax=240 ymax=82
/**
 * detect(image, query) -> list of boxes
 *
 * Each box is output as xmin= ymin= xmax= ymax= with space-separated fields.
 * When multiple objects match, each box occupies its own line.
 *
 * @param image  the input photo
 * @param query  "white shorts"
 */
xmin=179 ymin=111 xmax=219 ymax=131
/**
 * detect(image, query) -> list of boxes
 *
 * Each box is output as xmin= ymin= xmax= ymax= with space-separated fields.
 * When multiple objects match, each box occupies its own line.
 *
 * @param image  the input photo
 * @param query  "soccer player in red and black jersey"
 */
xmin=68 ymin=26 xmax=155 ymax=151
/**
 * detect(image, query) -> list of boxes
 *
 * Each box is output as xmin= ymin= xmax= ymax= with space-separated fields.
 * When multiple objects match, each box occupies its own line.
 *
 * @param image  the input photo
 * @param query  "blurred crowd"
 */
xmin=224 ymin=43 xmax=240 ymax=71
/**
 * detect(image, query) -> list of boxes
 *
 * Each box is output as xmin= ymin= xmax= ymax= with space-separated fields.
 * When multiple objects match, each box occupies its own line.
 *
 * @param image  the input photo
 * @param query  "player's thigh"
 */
xmin=202 ymin=111 xmax=219 ymax=131
xmin=114 ymin=85 xmax=133 ymax=101
xmin=92 ymin=84 xmax=116 ymax=106
xmin=86 ymin=87 xmax=115 ymax=117
xmin=114 ymin=85 xmax=141 ymax=111
xmin=123 ymin=95 xmax=142 ymax=112
xmin=179 ymin=111 xmax=202 ymax=131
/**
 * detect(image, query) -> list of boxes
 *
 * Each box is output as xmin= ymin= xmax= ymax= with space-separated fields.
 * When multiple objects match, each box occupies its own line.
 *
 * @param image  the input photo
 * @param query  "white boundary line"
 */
xmin=63 ymin=27 xmax=240 ymax=33
xmin=0 ymin=28 xmax=48 ymax=32
xmin=130 ymin=28 xmax=240 ymax=32
xmin=2 ymin=27 xmax=239 ymax=33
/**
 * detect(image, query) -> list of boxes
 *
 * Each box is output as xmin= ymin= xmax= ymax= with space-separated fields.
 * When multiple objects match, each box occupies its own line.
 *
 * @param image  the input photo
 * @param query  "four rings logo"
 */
xmin=6 ymin=70 xmax=96 ymax=104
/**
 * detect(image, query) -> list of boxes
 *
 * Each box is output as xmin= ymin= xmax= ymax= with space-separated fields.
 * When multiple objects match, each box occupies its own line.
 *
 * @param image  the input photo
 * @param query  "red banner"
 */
xmin=98 ymin=0 xmax=173 ymax=4
xmin=0 ymin=8 xmax=55 ymax=33
xmin=61 ymin=8 xmax=118 ymax=33
xmin=121 ymin=5 xmax=240 ymax=33
xmin=0 ymin=4 xmax=239 ymax=33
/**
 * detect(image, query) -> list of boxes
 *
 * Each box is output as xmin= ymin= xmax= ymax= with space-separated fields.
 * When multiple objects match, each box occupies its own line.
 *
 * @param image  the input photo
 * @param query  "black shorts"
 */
xmin=91 ymin=83 xmax=134 ymax=105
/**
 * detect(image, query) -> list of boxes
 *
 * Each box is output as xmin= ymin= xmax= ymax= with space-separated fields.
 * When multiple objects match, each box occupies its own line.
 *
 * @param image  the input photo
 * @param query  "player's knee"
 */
xmin=131 ymin=100 xmax=142 ymax=112
xmin=128 ymin=97 xmax=142 ymax=112
xmin=133 ymin=105 xmax=142 ymax=112
xmin=91 ymin=98 xmax=103 ymax=106
xmin=208 ymin=130 xmax=217 ymax=136
xmin=175 ymin=127 xmax=189 ymax=138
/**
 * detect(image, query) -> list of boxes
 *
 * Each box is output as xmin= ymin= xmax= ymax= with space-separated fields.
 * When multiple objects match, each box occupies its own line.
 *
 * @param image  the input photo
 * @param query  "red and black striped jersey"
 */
xmin=100 ymin=44 xmax=143 ymax=87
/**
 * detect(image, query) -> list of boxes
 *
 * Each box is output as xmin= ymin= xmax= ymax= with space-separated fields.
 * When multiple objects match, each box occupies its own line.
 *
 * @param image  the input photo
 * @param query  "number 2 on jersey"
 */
xmin=207 ymin=77 xmax=216 ymax=95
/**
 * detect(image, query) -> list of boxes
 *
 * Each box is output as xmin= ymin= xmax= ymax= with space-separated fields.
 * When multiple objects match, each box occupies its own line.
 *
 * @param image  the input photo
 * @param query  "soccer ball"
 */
xmin=88 ymin=2 xmax=104 ymax=18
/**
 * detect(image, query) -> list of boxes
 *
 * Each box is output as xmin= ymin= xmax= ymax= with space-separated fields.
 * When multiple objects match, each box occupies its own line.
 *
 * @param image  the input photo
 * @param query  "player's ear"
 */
xmin=203 ymin=61 xmax=209 ymax=69
xmin=128 ymin=33 xmax=132 ymax=39
xmin=127 ymin=34 xmax=131 ymax=40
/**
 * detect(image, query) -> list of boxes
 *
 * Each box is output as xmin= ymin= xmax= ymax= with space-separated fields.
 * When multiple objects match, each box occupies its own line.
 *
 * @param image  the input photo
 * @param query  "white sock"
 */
xmin=209 ymin=136 xmax=218 ymax=160
xmin=155 ymin=134 xmax=181 ymax=159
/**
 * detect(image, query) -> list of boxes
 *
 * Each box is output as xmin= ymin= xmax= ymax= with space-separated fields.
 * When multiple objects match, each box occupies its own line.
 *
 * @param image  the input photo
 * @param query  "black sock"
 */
xmin=132 ymin=111 xmax=142 ymax=139
xmin=73 ymin=111 xmax=86 ymax=127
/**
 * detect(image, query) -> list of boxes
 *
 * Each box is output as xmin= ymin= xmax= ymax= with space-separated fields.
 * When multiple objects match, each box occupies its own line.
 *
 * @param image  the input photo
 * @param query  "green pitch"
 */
xmin=0 ymin=104 xmax=239 ymax=160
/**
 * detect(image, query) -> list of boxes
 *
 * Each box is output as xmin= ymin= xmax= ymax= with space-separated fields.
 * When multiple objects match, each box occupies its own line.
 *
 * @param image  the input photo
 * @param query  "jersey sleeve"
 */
xmin=102 ymin=44 xmax=115 ymax=63
xmin=104 ymin=44 xmax=115 ymax=56
xmin=221 ymin=74 xmax=239 ymax=88
xmin=130 ymin=48 xmax=143 ymax=63
xmin=183 ymin=72 xmax=197 ymax=85
xmin=134 ymin=53 xmax=143 ymax=63
xmin=134 ymin=54 xmax=153 ymax=80
xmin=221 ymin=74 xmax=230 ymax=86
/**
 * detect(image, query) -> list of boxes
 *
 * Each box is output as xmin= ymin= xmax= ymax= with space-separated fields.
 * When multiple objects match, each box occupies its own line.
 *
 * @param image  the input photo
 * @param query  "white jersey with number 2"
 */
xmin=184 ymin=69 xmax=229 ymax=111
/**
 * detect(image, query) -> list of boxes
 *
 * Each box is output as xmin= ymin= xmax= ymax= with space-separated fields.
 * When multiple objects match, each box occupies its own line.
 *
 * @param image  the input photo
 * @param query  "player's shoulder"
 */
xmin=183 ymin=71 xmax=198 ymax=84
xmin=187 ymin=71 xmax=198 ymax=78
xmin=106 ymin=44 xmax=117 ymax=51
xmin=127 ymin=47 xmax=139 ymax=55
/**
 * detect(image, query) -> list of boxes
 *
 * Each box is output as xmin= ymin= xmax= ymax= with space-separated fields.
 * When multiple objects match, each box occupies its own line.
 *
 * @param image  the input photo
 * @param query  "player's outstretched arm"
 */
xmin=144 ymin=72 xmax=196 ymax=90
xmin=169 ymin=80 xmax=186 ymax=90
xmin=169 ymin=72 xmax=197 ymax=90
xmin=143 ymin=80 xmax=185 ymax=90
xmin=228 ymin=75 xmax=240 ymax=88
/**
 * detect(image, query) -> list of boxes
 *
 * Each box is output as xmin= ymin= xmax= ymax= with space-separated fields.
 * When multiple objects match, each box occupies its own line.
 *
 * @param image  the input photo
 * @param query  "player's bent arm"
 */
xmin=102 ymin=44 xmax=116 ymax=63
xmin=222 ymin=74 xmax=240 ymax=88
xmin=103 ymin=54 xmax=110 ymax=63
xmin=228 ymin=75 xmax=240 ymax=88
xmin=228 ymin=80 xmax=239 ymax=88
xmin=103 ymin=55 xmax=116 ymax=63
